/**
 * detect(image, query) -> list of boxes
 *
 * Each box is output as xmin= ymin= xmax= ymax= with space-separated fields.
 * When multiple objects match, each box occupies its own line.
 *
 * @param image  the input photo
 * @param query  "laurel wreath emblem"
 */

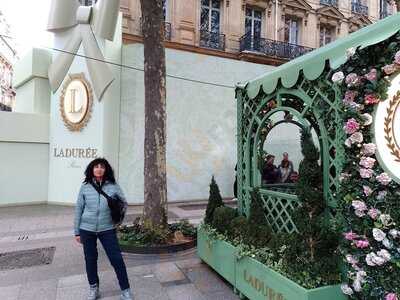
xmin=384 ymin=91 xmax=400 ymax=162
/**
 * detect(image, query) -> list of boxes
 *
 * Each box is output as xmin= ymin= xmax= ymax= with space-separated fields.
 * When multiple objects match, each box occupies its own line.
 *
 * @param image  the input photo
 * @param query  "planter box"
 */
xmin=197 ymin=227 xmax=347 ymax=300
xmin=197 ymin=226 xmax=236 ymax=285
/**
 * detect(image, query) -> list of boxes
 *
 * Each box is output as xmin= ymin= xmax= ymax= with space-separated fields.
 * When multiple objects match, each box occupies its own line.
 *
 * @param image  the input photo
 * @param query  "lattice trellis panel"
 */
xmin=259 ymin=192 xmax=301 ymax=233
xmin=236 ymin=71 xmax=345 ymax=233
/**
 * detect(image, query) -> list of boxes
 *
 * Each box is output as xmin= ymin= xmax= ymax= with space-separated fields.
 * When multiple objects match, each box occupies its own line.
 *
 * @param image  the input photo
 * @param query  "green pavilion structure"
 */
xmin=198 ymin=13 xmax=400 ymax=300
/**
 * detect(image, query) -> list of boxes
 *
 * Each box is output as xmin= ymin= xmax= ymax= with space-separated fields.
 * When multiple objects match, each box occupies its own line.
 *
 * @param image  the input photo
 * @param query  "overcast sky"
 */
xmin=1 ymin=0 xmax=53 ymax=58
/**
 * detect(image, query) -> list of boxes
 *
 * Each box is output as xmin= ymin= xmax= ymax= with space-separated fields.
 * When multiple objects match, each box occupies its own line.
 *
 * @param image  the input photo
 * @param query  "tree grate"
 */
xmin=0 ymin=246 xmax=56 ymax=270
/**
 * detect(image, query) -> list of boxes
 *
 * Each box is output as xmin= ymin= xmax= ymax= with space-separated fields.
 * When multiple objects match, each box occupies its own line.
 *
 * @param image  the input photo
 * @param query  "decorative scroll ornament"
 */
xmin=384 ymin=91 xmax=400 ymax=162
xmin=47 ymin=0 xmax=120 ymax=101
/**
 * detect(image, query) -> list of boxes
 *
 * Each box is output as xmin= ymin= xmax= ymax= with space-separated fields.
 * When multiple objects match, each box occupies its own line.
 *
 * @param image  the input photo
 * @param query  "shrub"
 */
xmin=212 ymin=206 xmax=237 ymax=234
xmin=244 ymin=189 xmax=272 ymax=247
xmin=228 ymin=215 xmax=249 ymax=239
xmin=204 ymin=176 xmax=224 ymax=224
xmin=169 ymin=219 xmax=197 ymax=238
xmin=280 ymin=129 xmax=340 ymax=285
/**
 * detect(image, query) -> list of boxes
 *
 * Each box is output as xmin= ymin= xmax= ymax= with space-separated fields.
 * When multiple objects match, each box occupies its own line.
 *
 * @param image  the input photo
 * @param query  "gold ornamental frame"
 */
xmin=60 ymin=73 xmax=93 ymax=132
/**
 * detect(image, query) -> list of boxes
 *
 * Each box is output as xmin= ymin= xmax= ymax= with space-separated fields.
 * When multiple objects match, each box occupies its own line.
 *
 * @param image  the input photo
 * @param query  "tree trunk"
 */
xmin=397 ymin=1 xmax=400 ymax=11
xmin=140 ymin=0 xmax=168 ymax=227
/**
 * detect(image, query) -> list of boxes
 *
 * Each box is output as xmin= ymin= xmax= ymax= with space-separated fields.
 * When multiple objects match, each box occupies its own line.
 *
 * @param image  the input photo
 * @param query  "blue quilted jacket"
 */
xmin=74 ymin=180 xmax=127 ymax=236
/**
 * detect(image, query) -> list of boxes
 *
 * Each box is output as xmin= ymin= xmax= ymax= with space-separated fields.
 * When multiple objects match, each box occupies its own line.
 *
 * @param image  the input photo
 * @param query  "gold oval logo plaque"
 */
xmin=60 ymin=73 xmax=93 ymax=132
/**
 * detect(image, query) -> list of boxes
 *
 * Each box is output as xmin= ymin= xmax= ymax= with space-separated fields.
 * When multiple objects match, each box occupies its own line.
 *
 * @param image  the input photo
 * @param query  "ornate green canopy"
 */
xmin=235 ymin=13 xmax=400 ymax=233
xmin=237 ymin=13 xmax=400 ymax=99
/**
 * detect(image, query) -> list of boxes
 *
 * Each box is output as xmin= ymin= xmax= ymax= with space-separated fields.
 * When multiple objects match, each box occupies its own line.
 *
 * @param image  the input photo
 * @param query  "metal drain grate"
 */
xmin=0 ymin=246 xmax=56 ymax=270
xmin=18 ymin=235 xmax=29 ymax=241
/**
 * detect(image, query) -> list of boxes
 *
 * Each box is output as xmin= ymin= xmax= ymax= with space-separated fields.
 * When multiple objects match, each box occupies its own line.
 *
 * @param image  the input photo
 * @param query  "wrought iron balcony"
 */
xmin=351 ymin=1 xmax=369 ymax=15
xmin=199 ymin=30 xmax=226 ymax=51
xmin=0 ymin=103 xmax=11 ymax=112
xmin=164 ymin=22 xmax=172 ymax=41
xmin=380 ymin=11 xmax=390 ymax=19
xmin=320 ymin=0 xmax=338 ymax=7
xmin=239 ymin=33 xmax=314 ymax=60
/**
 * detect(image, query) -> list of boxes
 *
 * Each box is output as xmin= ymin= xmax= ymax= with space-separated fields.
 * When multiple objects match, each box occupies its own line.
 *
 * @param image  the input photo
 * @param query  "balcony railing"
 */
xmin=0 ymin=103 xmax=11 ymax=112
xmin=199 ymin=30 xmax=226 ymax=51
xmin=164 ymin=22 xmax=172 ymax=41
xmin=351 ymin=2 xmax=369 ymax=15
xmin=380 ymin=11 xmax=390 ymax=19
xmin=239 ymin=33 xmax=314 ymax=60
xmin=320 ymin=0 xmax=338 ymax=7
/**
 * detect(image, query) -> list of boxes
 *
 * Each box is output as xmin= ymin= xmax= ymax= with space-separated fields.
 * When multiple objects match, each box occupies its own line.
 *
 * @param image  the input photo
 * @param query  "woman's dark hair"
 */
xmin=84 ymin=158 xmax=116 ymax=184
xmin=281 ymin=160 xmax=289 ymax=168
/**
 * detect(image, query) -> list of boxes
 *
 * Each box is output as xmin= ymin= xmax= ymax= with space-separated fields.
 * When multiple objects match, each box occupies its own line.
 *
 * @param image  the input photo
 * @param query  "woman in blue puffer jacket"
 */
xmin=74 ymin=158 xmax=133 ymax=300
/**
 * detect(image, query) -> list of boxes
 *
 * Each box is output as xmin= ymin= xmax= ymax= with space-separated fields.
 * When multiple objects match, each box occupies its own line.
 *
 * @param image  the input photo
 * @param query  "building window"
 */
xmin=320 ymin=25 xmax=333 ymax=46
xmin=380 ymin=0 xmax=393 ymax=18
xmin=351 ymin=0 xmax=369 ymax=15
xmin=245 ymin=7 xmax=262 ymax=39
xmin=200 ymin=0 xmax=221 ymax=33
xmin=200 ymin=0 xmax=225 ymax=50
xmin=79 ymin=0 xmax=97 ymax=6
xmin=284 ymin=18 xmax=299 ymax=45
xmin=163 ymin=0 xmax=168 ymax=21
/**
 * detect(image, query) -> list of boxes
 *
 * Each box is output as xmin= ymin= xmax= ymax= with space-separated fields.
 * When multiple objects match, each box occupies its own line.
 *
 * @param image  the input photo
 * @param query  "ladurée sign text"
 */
xmin=244 ymin=270 xmax=285 ymax=300
xmin=53 ymin=147 xmax=98 ymax=159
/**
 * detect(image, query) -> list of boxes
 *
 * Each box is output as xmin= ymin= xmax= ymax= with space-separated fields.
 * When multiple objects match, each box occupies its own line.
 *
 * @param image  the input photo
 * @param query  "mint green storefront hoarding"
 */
xmin=197 ymin=227 xmax=347 ymax=300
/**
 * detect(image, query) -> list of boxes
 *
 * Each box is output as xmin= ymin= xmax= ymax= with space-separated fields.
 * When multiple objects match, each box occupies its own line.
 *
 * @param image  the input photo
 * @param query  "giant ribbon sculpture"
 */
xmin=47 ymin=0 xmax=121 ymax=101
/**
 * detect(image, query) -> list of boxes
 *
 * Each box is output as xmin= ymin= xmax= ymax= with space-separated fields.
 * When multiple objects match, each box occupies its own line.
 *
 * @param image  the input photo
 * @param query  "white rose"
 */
xmin=372 ymin=253 xmax=386 ymax=266
xmin=341 ymin=284 xmax=354 ymax=295
xmin=383 ymin=238 xmax=393 ymax=249
xmin=373 ymin=228 xmax=386 ymax=242
xmin=365 ymin=253 xmax=376 ymax=266
xmin=377 ymin=249 xmax=391 ymax=262
xmin=346 ymin=47 xmax=356 ymax=58
xmin=332 ymin=71 xmax=345 ymax=83
xmin=361 ymin=113 xmax=373 ymax=126
xmin=379 ymin=214 xmax=393 ymax=226
xmin=389 ymin=229 xmax=399 ymax=238
xmin=353 ymin=279 xmax=362 ymax=292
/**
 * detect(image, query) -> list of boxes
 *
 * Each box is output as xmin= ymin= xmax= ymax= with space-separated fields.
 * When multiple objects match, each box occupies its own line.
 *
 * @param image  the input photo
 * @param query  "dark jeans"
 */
xmin=79 ymin=228 xmax=130 ymax=290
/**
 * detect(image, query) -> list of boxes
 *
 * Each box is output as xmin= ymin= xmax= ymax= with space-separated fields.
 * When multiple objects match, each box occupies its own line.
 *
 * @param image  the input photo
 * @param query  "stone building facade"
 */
xmin=120 ymin=0 xmax=397 ymax=65
xmin=0 ymin=10 xmax=17 ymax=111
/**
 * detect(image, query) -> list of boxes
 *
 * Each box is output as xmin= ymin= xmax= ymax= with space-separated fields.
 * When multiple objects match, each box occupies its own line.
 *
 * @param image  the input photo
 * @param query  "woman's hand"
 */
xmin=75 ymin=235 xmax=81 ymax=244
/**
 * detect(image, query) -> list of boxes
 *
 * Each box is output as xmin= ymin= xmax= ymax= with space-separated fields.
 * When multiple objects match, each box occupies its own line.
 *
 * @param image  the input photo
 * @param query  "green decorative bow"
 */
xmin=47 ymin=0 xmax=120 ymax=100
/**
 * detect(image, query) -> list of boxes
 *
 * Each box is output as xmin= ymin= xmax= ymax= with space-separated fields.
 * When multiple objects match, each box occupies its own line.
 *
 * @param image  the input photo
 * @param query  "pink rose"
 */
xmin=343 ymin=90 xmax=357 ymax=105
xmin=377 ymin=190 xmax=387 ymax=200
xmin=368 ymin=208 xmax=380 ymax=220
xmin=346 ymin=254 xmax=358 ymax=265
xmin=346 ymin=73 xmax=360 ymax=87
xmin=355 ymin=210 xmax=366 ymax=217
xmin=364 ymin=94 xmax=380 ymax=105
xmin=344 ymin=118 xmax=360 ymax=135
xmin=385 ymin=293 xmax=398 ymax=300
xmin=376 ymin=172 xmax=392 ymax=185
xmin=355 ymin=239 xmax=369 ymax=249
xmin=344 ymin=231 xmax=358 ymax=241
xmin=359 ymin=157 xmax=376 ymax=169
xmin=361 ymin=143 xmax=376 ymax=156
xmin=382 ymin=64 xmax=398 ymax=75
xmin=365 ymin=68 xmax=377 ymax=81
xmin=360 ymin=168 xmax=373 ymax=178
xmin=363 ymin=185 xmax=373 ymax=196
xmin=350 ymin=132 xmax=363 ymax=143
xmin=395 ymin=50 xmax=400 ymax=65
